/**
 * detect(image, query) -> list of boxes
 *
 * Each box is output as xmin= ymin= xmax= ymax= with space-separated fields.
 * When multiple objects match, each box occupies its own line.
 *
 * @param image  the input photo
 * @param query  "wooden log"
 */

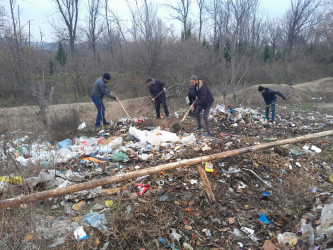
xmin=100 ymin=185 xmax=130 ymax=196
xmin=0 ymin=130 xmax=332 ymax=209
xmin=197 ymin=164 xmax=216 ymax=203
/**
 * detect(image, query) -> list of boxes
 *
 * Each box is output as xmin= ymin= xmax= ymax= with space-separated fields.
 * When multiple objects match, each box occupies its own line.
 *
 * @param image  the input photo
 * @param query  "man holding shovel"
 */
xmin=146 ymin=77 xmax=170 ymax=119
xmin=91 ymin=73 xmax=119 ymax=128
xmin=258 ymin=86 xmax=286 ymax=123
xmin=189 ymin=75 xmax=214 ymax=136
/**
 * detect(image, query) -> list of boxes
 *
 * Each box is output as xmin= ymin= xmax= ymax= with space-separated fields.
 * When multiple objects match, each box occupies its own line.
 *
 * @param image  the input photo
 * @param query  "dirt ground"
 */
xmin=0 ymin=77 xmax=332 ymax=132
xmin=1 ymin=98 xmax=333 ymax=249
xmin=0 ymin=78 xmax=333 ymax=249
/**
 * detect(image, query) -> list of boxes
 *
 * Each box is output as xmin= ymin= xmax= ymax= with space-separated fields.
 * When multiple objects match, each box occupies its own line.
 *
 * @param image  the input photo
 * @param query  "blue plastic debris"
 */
xmin=158 ymin=237 xmax=174 ymax=248
xmin=259 ymin=213 xmax=270 ymax=224
xmin=84 ymin=212 xmax=108 ymax=231
xmin=57 ymin=138 xmax=72 ymax=149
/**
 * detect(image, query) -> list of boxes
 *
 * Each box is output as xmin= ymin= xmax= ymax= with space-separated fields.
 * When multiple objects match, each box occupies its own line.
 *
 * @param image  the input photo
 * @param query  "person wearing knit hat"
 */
xmin=146 ymin=77 xmax=170 ymax=119
xmin=91 ymin=73 xmax=119 ymax=128
xmin=258 ymin=86 xmax=286 ymax=123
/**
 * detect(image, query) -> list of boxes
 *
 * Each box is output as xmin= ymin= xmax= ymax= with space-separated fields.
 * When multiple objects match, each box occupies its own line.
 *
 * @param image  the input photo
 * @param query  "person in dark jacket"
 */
xmin=91 ymin=73 xmax=119 ymax=127
xmin=189 ymin=75 xmax=214 ymax=136
xmin=146 ymin=77 xmax=170 ymax=119
xmin=258 ymin=86 xmax=285 ymax=122
xmin=188 ymin=84 xmax=197 ymax=116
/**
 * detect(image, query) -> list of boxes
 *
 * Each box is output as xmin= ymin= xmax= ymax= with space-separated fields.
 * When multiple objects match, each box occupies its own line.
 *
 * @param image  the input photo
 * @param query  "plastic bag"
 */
xmin=84 ymin=212 xmax=108 ymax=231
xmin=110 ymin=152 xmax=129 ymax=162
xmin=180 ymin=133 xmax=196 ymax=144
xmin=77 ymin=122 xmax=86 ymax=130
xmin=57 ymin=138 xmax=72 ymax=149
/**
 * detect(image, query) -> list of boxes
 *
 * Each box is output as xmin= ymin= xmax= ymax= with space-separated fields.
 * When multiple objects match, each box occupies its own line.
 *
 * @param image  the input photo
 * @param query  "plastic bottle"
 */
xmin=152 ymin=136 xmax=160 ymax=151
xmin=301 ymin=224 xmax=314 ymax=247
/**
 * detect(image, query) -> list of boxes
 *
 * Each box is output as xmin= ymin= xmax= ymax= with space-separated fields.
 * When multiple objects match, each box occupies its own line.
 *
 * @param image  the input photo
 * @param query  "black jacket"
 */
xmin=262 ymin=88 xmax=285 ymax=104
xmin=194 ymin=80 xmax=214 ymax=109
xmin=188 ymin=85 xmax=197 ymax=97
xmin=148 ymin=80 xmax=167 ymax=99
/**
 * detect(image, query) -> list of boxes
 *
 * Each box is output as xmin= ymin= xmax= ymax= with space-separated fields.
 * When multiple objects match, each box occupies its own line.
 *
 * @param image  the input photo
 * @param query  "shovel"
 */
xmin=171 ymin=101 xmax=196 ymax=133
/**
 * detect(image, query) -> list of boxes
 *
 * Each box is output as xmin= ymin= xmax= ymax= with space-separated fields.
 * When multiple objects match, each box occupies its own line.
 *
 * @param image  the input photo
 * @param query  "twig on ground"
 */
xmin=242 ymin=168 xmax=273 ymax=189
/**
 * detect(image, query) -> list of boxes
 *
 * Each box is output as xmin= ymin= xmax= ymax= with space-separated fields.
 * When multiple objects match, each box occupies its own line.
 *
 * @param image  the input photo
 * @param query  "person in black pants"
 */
xmin=146 ymin=77 xmax=170 ymax=119
xmin=188 ymin=84 xmax=197 ymax=116
xmin=189 ymin=75 xmax=214 ymax=136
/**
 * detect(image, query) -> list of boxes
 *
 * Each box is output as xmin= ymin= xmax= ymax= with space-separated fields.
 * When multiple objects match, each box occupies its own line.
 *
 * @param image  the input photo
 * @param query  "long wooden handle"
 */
xmin=152 ymin=85 xmax=174 ymax=99
xmin=154 ymin=89 xmax=165 ymax=99
xmin=118 ymin=101 xmax=131 ymax=118
xmin=181 ymin=107 xmax=192 ymax=122
xmin=181 ymin=100 xmax=196 ymax=122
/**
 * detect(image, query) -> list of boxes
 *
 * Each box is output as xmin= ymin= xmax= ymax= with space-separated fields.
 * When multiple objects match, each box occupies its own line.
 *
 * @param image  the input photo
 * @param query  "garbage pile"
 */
xmin=0 ymin=104 xmax=332 ymax=249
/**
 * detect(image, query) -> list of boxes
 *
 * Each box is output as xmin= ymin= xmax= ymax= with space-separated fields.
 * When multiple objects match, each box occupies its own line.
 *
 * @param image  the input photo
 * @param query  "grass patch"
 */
xmin=289 ymin=103 xmax=315 ymax=111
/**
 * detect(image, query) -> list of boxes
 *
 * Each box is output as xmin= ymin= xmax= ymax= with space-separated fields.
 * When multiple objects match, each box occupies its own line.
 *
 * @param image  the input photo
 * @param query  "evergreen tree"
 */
xmin=55 ymin=42 xmax=67 ymax=67
xmin=263 ymin=45 xmax=271 ymax=62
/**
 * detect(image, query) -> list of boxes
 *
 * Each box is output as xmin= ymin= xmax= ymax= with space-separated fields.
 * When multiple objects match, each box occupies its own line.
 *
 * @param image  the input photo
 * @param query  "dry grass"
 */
xmin=48 ymin=109 xmax=81 ymax=142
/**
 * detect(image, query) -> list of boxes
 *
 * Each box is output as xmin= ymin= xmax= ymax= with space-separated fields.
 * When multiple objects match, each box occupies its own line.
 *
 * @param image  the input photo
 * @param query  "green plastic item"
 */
xmin=110 ymin=152 xmax=129 ymax=162
xmin=263 ymin=138 xmax=277 ymax=142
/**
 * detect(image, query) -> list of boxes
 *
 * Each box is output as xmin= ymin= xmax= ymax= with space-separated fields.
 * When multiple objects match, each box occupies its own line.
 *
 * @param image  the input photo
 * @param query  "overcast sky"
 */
xmin=12 ymin=0 xmax=291 ymax=42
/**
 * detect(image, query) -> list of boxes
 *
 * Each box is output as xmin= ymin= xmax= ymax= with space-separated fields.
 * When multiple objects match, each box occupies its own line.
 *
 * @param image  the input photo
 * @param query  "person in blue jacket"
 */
xmin=258 ymin=86 xmax=285 ymax=122
xmin=146 ymin=77 xmax=170 ymax=119
xmin=189 ymin=75 xmax=214 ymax=136
xmin=91 ymin=73 xmax=119 ymax=127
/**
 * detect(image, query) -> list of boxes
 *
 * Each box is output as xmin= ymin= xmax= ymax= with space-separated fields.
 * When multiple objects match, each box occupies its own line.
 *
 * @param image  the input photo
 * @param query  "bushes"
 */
xmin=48 ymin=109 xmax=81 ymax=142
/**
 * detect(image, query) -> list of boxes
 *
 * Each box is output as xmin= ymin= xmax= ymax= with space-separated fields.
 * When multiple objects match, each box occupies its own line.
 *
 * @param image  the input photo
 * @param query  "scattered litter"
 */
xmin=77 ymin=122 xmax=86 ymax=130
xmin=74 ymin=226 xmax=88 ymax=241
xmin=204 ymin=162 xmax=213 ymax=172
xmin=84 ymin=212 xmax=108 ymax=231
xmin=310 ymin=145 xmax=322 ymax=153
xmin=259 ymin=213 xmax=270 ymax=224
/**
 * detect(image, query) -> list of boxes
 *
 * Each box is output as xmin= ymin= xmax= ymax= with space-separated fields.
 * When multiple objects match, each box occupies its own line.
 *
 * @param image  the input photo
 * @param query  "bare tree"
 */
xmin=86 ymin=0 xmax=103 ymax=57
xmin=0 ymin=6 xmax=5 ymax=39
xmin=54 ymin=0 xmax=79 ymax=55
xmin=206 ymin=0 xmax=223 ymax=47
xmin=196 ymin=0 xmax=205 ymax=41
xmin=127 ymin=0 xmax=165 ymax=75
xmin=8 ymin=0 xmax=19 ymax=45
xmin=196 ymin=0 xmax=206 ymax=41
xmin=206 ymin=0 xmax=262 ymax=104
xmin=32 ymin=30 xmax=54 ymax=127
xmin=165 ymin=0 xmax=192 ymax=40
xmin=266 ymin=18 xmax=283 ymax=57
xmin=103 ymin=0 xmax=127 ymax=67
xmin=283 ymin=0 xmax=322 ymax=55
